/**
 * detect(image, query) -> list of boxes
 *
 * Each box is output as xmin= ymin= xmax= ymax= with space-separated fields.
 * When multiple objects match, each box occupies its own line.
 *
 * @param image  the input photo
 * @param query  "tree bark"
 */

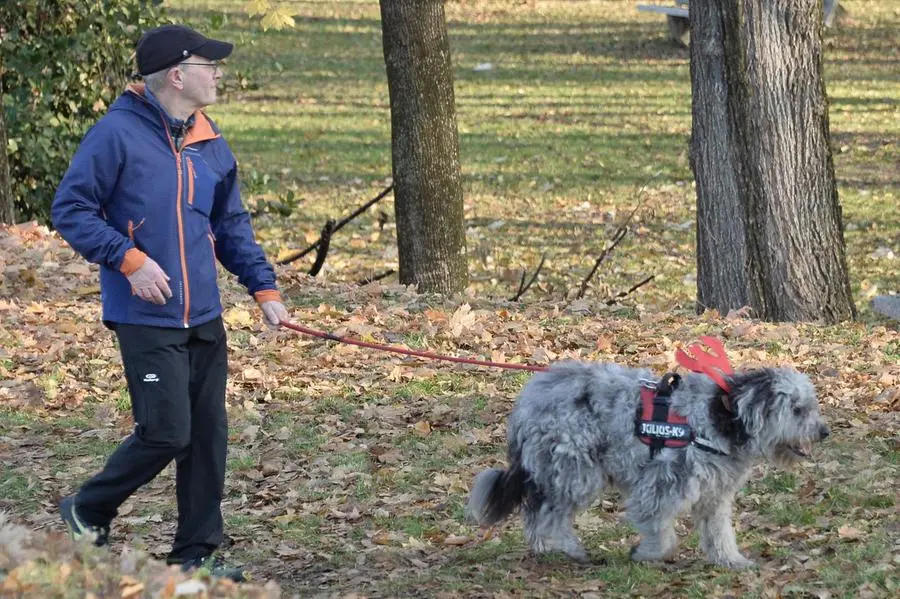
xmin=690 ymin=0 xmax=855 ymax=323
xmin=380 ymin=0 xmax=468 ymax=294
xmin=0 ymin=86 xmax=14 ymax=225
xmin=690 ymin=1 xmax=749 ymax=313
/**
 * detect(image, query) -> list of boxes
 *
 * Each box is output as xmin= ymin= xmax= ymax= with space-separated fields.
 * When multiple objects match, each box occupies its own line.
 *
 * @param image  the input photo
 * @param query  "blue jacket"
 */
xmin=52 ymin=84 xmax=279 ymax=328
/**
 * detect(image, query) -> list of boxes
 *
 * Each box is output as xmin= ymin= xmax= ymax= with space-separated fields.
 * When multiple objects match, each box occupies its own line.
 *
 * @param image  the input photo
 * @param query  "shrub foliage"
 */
xmin=0 ymin=0 xmax=163 ymax=223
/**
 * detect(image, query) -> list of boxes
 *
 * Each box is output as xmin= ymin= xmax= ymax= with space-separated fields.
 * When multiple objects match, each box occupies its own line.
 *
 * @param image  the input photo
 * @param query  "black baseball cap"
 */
xmin=136 ymin=24 xmax=233 ymax=76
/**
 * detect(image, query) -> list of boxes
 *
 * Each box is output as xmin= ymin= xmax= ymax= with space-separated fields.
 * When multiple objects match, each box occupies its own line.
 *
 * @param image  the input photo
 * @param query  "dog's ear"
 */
xmin=729 ymin=370 xmax=777 ymax=439
xmin=709 ymin=387 xmax=749 ymax=445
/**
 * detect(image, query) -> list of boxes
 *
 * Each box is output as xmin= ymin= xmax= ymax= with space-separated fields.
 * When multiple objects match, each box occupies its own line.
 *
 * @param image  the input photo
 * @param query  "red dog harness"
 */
xmin=635 ymin=373 xmax=728 ymax=457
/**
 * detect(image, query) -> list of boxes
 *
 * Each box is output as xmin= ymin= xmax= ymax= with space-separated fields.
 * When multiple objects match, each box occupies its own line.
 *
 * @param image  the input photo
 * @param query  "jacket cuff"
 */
xmin=254 ymin=289 xmax=282 ymax=304
xmin=119 ymin=248 xmax=147 ymax=276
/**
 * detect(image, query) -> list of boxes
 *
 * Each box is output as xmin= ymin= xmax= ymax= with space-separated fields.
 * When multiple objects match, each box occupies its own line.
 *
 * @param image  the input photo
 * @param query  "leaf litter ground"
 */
xmin=0 ymin=222 xmax=897 ymax=597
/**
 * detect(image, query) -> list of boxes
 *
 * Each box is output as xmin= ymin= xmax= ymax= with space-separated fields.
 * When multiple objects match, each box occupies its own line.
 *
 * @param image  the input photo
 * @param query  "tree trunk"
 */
xmin=690 ymin=1 xmax=749 ymax=313
xmin=690 ymin=0 xmax=855 ymax=323
xmin=380 ymin=0 xmax=468 ymax=294
xmin=0 ymin=87 xmax=14 ymax=225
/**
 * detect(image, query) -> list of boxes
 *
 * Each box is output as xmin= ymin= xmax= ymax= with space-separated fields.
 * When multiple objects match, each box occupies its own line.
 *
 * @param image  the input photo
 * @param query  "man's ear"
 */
xmin=169 ymin=67 xmax=185 ymax=90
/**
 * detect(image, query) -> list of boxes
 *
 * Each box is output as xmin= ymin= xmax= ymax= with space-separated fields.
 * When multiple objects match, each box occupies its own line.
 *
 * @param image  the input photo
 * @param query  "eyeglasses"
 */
xmin=178 ymin=61 xmax=223 ymax=72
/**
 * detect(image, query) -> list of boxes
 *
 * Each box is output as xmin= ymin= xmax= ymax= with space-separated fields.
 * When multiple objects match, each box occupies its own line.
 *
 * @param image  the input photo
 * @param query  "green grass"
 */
xmin=310 ymin=394 xmax=357 ymax=420
xmin=766 ymin=502 xmax=818 ymax=527
xmin=759 ymin=471 xmax=798 ymax=494
xmin=274 ymin=514 xmax=325 ymax=546
xmin=227 ymin=453 xmax=258 ymax=472
xmin=0 ymin=408 xmax=39 ymax=429
xmin=114 ymin=388 xmax=131 ymax=413
xmin=0 ymin=471 xmax=39 ymax=512
xmin=394 ymin=375 xmax=465 ymax=399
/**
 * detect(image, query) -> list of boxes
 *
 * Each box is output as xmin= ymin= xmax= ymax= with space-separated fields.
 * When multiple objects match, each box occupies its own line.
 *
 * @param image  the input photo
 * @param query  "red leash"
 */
xmin=279 ymin=321 xmax=548 ymax=373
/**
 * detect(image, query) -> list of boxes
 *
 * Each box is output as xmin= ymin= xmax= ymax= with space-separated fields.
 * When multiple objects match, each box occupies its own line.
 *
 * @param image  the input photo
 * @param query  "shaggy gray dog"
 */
xmin=466 ymin=361 xmax=829 ymax=568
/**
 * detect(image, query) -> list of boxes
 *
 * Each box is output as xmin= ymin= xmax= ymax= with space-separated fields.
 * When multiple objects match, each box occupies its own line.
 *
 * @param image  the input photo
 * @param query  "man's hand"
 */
xmin=127 ymin=257 xmax=172 ymax=305
xmin=260 ymin=300 xmax=289 ymax=328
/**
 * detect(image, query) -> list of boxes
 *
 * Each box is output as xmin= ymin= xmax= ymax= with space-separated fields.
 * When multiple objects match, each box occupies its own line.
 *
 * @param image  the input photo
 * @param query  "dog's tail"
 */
xmin=465 ymin=461 xmax=527 ymax=526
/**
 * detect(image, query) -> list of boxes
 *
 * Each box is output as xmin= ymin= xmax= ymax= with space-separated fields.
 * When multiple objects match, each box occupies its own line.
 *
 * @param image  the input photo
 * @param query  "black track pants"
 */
xmin=74 ymin=317 xmax=228 ymax=562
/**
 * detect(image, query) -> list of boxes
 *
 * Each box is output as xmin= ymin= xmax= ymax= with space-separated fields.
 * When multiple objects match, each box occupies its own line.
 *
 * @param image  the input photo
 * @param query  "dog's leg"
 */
xmin=628 ymin=513 xmax=679 ymax=563
xmin=524 ymin=500 xmax=590 ymax=563
xmin=625 ymin=476 xmax=683 ymax=563
xmin=692 ymin=496 xmax=754 ymax=569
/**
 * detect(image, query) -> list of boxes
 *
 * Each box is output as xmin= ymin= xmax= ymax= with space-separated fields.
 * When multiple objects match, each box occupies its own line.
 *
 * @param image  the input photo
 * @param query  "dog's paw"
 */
xmin=713 ymin=555 xmax=756 ymax=570
xmin=629 ymin=545 xmax=664 ymax=563
xmin=568 ymin=552 xmax=593 ymax=565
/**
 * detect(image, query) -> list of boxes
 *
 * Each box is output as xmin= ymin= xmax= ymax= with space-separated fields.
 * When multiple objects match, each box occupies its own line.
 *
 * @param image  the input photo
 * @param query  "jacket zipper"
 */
xmin=175 ymin=153 xmax=190 ymax=328
xmin=160 ymin=114 xmax=191 ymax=328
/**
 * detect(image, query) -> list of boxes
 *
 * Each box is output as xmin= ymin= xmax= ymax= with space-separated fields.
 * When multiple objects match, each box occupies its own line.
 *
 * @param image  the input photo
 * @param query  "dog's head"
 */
xmin=727 ymin=369 xmax=829 ymax=468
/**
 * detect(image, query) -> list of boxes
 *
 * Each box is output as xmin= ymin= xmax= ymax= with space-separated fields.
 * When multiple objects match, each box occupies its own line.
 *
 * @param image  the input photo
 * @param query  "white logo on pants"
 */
xmin=143 ymin=373 xmax=159 ymax=383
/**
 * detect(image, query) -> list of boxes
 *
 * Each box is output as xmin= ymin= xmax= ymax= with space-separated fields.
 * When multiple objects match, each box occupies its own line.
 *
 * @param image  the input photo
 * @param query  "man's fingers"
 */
xmin=136 ymin=285 xmax=165 ymax=305
xmin=148 ymin=286 xmax=166 ymax=305
xmin=126 ymin=258 xmax=171 ymax=305
xmin=146 ymin=258 xmax=170 ymax=281
xmin=157 ymin=279 xmax=173 ymax=299
xmin=263 ymin=302 xmax=291 ymax=326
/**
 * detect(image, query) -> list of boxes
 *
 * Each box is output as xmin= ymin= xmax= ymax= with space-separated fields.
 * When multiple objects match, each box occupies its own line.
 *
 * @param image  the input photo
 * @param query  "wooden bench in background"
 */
xmin=637 ymin=1 xmax=690 ymax=46
xmin=637 ymin=1 xmax=842 ymax=47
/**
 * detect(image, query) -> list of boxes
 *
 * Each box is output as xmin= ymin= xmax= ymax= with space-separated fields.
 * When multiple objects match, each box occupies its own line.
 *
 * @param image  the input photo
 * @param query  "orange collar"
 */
xmin=125 ymin=83 xmax=220 ymax=147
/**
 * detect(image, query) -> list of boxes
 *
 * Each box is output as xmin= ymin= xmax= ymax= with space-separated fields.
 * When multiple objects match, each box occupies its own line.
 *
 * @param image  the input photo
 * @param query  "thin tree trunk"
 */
xmin=0 ymin=86 xmax=14 ymax=225
xmin=380 ymin=0 xmax=468 ymax=294
xmin=691 ymin=0 xmax=855 ymax=323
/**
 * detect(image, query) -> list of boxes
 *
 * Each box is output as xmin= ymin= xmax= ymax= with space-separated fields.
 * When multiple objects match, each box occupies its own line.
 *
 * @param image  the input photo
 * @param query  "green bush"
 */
xmin=0 ymin=0 xmax=164 ymax=224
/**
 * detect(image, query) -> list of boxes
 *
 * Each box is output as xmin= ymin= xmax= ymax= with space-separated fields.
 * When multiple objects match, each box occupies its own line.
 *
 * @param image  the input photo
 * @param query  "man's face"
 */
xmin=176 ymin=58 xmax=222 ymax=107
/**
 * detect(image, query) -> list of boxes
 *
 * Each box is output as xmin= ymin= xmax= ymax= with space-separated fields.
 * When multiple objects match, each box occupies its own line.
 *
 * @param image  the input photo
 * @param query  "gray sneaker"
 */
xmin=59 ymin=496 xmax=109 ymax=547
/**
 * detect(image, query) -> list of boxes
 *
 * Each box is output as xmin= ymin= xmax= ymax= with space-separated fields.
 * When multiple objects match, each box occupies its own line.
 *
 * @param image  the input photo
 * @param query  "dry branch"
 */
xmin=510 ymin=254 xmax=546 ymax=302
xmin=277 ymin=184 xmax=393 ymax=266
xmin=307 ymin=219 xmax=335 ymax=276
xmin=358 ymin=269 xmax=397 ymax=286
xmin=575 ymin=191 xmax=646 ymax=299
xmin=605 ymin=275 xmax=655 ymax=305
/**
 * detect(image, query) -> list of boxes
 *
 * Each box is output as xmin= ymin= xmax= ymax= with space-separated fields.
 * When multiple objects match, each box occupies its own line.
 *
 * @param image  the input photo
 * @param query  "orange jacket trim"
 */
xmin=119 ymin=248 xmax=147 ymax=276
xmin=254 ymin=289 xmax=282 ymax=304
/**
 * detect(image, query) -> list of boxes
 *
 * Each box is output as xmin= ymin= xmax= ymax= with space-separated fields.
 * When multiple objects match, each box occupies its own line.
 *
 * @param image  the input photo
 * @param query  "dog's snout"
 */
xmin=819 ymin=425 xmax=830 ymax=440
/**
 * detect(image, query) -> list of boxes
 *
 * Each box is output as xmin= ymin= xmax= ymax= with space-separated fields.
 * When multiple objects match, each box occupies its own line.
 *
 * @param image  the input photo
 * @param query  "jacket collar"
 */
xmin=124 ymin=83 xmax=219 ymax=147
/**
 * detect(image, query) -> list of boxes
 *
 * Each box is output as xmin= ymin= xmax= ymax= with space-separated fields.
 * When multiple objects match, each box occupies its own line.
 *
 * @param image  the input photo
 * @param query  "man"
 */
xmin=51 ymin=24 xmax=288 ymax=581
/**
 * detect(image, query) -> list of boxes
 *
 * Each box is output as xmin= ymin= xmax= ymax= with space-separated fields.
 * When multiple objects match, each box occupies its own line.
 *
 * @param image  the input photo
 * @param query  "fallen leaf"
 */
xmin=275 ymin=543 xmax=302 ymax=556
xmin=443 ymin=534 xmax=469 ymax=546
xmin=838 ymin=525 xmax=863 ymax=540
xmin=243 ymin=367 xmax=263 ymax=381
xmin=261 ymin=460 xmax=281 ymax=476
xmin=223 ymin=307 xmax=254 ymax=328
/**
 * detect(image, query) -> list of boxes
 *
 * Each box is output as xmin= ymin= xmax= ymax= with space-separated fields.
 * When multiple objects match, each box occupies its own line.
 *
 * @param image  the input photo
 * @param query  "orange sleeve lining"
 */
xmin=254 ymin=289 xmax=282 ymax=304
xmin=120 ymin=248 xmax=147 ymax=276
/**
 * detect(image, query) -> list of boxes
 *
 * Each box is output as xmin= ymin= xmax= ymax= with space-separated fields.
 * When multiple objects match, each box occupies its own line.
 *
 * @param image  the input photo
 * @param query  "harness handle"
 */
xmin=654 ymin=372 xmax=681 ymax=398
